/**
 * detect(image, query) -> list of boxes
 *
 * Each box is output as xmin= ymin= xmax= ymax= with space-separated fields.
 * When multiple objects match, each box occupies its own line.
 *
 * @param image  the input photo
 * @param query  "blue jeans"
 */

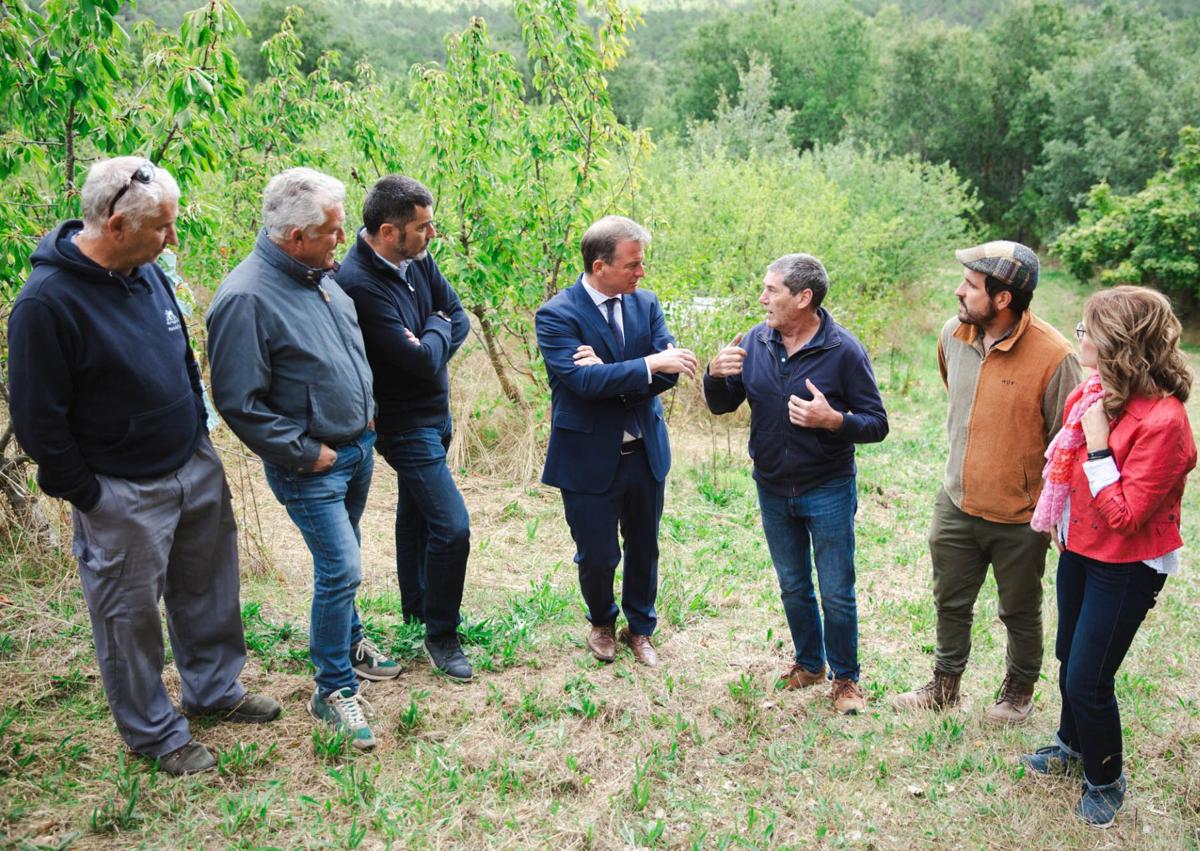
xmin=263 ymin=429 xmax=375 ymax=697
xmin=757 ymin=476 xmax=860 ymax=681
xmin=375 ymin=419 xmax=469 ymax=639
xmin=1056 ymin=549 xmax=1165 ymax=786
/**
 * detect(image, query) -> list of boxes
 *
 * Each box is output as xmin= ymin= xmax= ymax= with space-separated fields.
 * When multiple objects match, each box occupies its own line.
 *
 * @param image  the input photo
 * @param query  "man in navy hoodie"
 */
xmin=7 ymin=157 xmax=279 ymax=776
xmin=703 ymin=253 xmax=888 ymax=714
xmin=335 ymin=175 xmax=474 ymax=681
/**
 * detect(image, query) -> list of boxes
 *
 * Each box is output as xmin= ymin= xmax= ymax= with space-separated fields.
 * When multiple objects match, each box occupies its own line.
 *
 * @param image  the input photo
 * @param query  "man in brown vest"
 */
xmin=894 ymin=241 xmax=1081 ymax=724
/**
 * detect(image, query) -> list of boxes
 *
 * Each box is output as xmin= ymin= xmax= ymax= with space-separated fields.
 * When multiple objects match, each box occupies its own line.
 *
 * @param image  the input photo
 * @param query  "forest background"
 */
xmin=1 ymin=0 xmax=1200 ymax=847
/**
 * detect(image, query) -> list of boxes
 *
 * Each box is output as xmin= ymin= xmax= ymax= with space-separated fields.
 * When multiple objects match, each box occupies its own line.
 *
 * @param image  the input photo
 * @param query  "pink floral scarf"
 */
xmin=1030 ymin=372 xmax=1104 ymax=534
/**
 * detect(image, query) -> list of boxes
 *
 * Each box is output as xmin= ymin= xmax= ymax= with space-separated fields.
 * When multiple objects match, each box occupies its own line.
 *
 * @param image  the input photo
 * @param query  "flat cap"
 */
xmin=955 ymin=241 xmax=1039 ymax=292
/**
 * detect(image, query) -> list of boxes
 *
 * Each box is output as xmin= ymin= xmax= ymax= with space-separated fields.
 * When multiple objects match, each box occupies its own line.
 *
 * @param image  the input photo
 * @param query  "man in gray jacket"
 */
xmin=207 ymin=167 xmax=398 ymax=751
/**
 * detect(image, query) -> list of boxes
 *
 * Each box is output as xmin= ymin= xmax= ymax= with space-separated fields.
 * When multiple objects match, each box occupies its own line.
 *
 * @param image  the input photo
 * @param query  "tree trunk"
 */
xmin=472 ymin=305 xmax=526 ymax=409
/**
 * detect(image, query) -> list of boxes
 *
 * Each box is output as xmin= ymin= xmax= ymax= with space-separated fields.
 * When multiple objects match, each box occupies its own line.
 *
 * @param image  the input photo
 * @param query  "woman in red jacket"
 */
xmin=1024 ymin=285 xmax=1195 ymax=828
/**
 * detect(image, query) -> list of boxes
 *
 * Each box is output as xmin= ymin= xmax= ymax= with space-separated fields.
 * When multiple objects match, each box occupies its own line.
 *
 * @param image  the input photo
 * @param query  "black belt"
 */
xmin=620 ymin=438 xmax=645 ymax=456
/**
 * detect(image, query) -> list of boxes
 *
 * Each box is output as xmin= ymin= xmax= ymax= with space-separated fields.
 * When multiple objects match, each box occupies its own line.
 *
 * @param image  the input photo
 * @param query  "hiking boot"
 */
xmin=892 ymin=669 xmax=961 ymax=711
xmin=1075 ymin=774 xmax=1126 ymax=828
xmin=1020 ymin=742 xmax=1082 ymax=776
xmin=586 ymin=624 xmax=617 ymax=663
xmin=187 ymin=693 xmax=282 ymax=724
xmin=157 ymin=741 xmax=216 ymax=776
xmin=832 ymin=678 xmax=867 ymax=715
xmin=308 ymin=687 xmax=376 ymax=751
xmin=618 ymin=627 xmax=659 ymax=667
xmin=350 ymin=637 xmax=402 ymax=681
xmin=425 ymin=634 xmax=473 ymax=681
xmin=985 ymin=674 xmax=1035 ymax=725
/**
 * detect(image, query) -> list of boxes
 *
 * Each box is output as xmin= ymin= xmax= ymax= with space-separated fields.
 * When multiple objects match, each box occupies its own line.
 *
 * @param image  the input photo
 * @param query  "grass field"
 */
xmin=2 ymin=266 xmax=1199 ymax=849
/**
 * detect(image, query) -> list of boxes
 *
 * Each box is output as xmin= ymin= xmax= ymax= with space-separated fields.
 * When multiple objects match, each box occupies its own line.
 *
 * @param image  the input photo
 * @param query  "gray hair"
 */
xmin=79 ymin=156 xmax=180 ymax=237
xmin=581 ymin=215 xmax=651 ymax=273
xmin=262 ymin=167 xmax=346 ymax=240
xmin=767 ymin=253 xmax=829 ymax=308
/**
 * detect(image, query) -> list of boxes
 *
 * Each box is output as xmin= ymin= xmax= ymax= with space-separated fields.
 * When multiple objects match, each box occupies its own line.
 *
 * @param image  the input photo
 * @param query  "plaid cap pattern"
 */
xmin=955 ymin=241 xmax=1040 ymax=292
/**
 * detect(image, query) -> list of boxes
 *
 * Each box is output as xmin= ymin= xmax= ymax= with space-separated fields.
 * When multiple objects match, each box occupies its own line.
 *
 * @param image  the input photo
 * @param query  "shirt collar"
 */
xmin=581 ymin=274 xmax=619 ymax=308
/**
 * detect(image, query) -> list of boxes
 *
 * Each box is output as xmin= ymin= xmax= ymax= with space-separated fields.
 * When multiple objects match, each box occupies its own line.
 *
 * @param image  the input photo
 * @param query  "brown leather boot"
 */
xmin=892 ymin=669 xmax=961 ymax=711
xmin=985 ymin=674 xmax=1035 ymax=725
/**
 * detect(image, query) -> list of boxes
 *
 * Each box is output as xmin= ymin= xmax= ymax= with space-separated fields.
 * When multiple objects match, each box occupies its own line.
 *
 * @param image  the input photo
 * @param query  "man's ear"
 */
xmin=797 ymin=288 xmax=814 ymax=309
xmin=992 ymin=288 xmax=1013 ymax=311
xmin=288 ymin=226 xmax=305 ymax=244
xmin=590 ymin=258 xmax=606 ymax=278
xmin=106 ymin=213 xmax=128 ymax=241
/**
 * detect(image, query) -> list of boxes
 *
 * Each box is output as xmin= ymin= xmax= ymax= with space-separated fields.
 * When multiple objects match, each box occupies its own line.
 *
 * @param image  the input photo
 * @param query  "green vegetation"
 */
xmin=3 ymin=268 xmax=1199 ymax=847
xmin=1055 ymin=127 xmax=1200 ymax=305
xmin=2 ymin=0 xmax=1199 ymax=845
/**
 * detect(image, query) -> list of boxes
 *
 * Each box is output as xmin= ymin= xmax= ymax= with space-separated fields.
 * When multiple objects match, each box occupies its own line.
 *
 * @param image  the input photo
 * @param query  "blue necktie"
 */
xmin=604 ymin=297 xmax=625 ymax=354
xmin=605 ymin=298 xmax=641 ymax=439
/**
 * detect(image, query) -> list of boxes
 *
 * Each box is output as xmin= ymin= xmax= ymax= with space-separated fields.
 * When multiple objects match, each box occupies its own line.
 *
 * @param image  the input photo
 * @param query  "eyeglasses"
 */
xmin=1075 ymin=322 xmax=1086 ymax=340
xmin=107 ymin=160 xmax=156 ymax=218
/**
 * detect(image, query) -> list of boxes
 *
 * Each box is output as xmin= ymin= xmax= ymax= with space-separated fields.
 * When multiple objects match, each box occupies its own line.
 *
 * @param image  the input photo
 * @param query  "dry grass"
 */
xmin=3 ymin=268 xmax=1200 ymax=849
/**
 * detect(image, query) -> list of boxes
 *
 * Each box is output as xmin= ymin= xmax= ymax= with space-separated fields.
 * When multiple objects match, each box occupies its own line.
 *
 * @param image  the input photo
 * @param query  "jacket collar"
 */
xmin=757 ymin=307 xmax=840 ymax=352
xmin=254 ymin=228 xmax=337 ymax=288
xmin=952 ymin=308 xmax=1032 ymax=353
xmin=350 ymin=229 xmax=413 ymax=283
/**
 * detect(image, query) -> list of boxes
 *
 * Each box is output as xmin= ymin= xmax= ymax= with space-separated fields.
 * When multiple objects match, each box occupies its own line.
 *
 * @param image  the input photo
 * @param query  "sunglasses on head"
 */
xmin=107 ymin=160 xmax=156 ymax=218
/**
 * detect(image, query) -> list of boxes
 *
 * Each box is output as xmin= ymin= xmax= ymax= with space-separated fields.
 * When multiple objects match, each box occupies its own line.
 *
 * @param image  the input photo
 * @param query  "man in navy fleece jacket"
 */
xmin=703 ymin=253 xmax=888 ymax=715
xmin=7 ymin=158 xmax=278 ymax=777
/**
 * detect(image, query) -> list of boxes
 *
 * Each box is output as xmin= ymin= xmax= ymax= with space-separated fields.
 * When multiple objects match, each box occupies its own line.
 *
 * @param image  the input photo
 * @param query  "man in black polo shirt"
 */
xmin=336 ymin=175 xmax=474 ymax=680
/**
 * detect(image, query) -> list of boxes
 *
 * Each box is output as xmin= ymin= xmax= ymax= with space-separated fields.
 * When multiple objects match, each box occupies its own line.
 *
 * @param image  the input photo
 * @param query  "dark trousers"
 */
xmin=561 ymin=444 xmax=664 ymax=636
xmin=375 ymin=420 xmax=469 ymax=639
xmin=1055 ymin=549 xmax=1165 ymax=785
xmin=928 ymin=489 xmax=1049 ymax=681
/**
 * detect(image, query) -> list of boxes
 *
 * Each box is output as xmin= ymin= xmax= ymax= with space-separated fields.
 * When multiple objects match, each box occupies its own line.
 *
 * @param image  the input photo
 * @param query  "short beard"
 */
xmin=958 ymin=297 xmax=997 ymax=328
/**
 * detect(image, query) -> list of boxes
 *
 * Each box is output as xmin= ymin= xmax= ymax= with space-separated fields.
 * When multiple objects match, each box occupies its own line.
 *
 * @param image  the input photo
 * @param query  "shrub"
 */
xmin=1053 ymin=127 xmax=1200 ymax=307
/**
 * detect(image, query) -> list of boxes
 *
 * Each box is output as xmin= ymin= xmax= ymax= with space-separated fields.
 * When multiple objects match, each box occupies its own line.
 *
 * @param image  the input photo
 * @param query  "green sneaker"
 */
xmin=308 ymin=687 xmax=376 ymax=751
xmin=350 ymin=638 xmax=402 ymax=681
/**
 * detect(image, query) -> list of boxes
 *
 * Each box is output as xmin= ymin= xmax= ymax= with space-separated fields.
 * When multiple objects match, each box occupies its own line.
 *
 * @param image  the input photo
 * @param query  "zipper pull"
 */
xmin=318 ymin=284 xmax=330 ymax=304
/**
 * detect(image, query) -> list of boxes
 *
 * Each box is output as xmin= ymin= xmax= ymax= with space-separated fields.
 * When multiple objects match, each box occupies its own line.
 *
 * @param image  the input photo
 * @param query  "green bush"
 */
xmin=1053 ymin=127 xmax=1200 ymax=306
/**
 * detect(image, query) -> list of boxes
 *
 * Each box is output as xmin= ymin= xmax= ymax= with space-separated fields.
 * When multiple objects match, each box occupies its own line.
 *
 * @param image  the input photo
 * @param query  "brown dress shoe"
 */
xmin=618 ymin=627 xmax=658 ymax=667
xmin=780 ymin=663 xmax=827 ymax=690
xmin=586 ymin=624 xmax=616 ymax=662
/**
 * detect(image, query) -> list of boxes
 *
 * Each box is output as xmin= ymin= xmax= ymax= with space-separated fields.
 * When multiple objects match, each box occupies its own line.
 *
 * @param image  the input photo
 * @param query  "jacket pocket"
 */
xmin=553 ymin=409 xmax=593 ymax=433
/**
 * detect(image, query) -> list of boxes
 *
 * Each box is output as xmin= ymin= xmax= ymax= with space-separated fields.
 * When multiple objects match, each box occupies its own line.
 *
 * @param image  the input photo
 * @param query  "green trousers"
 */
xmin=927 ymin=488 xmax=1050 ymax=683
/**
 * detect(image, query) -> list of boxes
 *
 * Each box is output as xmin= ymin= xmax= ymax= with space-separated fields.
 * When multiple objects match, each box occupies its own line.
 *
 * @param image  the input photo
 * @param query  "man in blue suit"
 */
xmin=535 ymin=216 xmax=699 ymax=667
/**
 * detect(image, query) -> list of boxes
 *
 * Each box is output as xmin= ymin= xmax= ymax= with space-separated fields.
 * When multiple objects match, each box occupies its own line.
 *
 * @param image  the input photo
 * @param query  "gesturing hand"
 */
xmin=573 ymin=344 xmax=604 ymax=367
xmin=647 ymin=343 xmax=699 ymax=379
xmin=1081 ymin=400 xmax=1111 ymax=452
xmin=708 ymin=332 xmax=746 ymax=378
xmin=788 ymin=379 xmax=844 ymax=431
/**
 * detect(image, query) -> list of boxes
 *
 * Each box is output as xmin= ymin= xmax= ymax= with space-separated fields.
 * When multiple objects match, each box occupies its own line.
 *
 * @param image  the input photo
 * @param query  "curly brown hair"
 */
xmin=1084 ymin=285 xmax=1192 ymax=419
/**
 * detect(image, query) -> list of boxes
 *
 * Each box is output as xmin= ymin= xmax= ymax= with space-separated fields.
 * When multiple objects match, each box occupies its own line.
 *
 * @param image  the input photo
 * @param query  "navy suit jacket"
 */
xmin=536 ymin=276 xmax=678 ymax=493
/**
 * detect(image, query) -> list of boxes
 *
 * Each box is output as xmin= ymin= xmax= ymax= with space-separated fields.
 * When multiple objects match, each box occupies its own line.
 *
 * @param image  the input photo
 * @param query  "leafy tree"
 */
xmin=413 ymin=0 xmax=648 ymax=408
xmin=671 ymin=0 xmax=877 ymax=149
xmin=688 ymin=54 xmax=795 ymax=160
xmin=1054 ymin=127 xmax=1200 ymax=306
